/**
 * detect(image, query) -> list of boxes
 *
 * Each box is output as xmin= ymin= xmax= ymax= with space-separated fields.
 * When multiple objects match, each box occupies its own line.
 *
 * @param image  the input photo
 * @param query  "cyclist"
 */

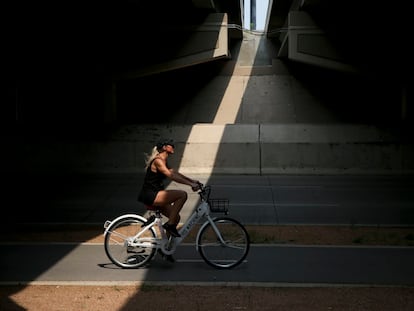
xmin=138 ymin=139 xmax=200 ymax=239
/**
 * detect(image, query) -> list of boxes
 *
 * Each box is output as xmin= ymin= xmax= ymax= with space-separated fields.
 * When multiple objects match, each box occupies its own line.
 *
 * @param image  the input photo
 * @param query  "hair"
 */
xmin=144 ymin=146 xmax=159 ymax=170
xmin=144 ymin=139 xmax=174 ymax=170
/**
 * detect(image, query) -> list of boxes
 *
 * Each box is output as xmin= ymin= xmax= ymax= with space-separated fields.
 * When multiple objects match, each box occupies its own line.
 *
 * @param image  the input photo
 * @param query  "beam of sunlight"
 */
xmin=181 ymin=124 xmax=226 ymax=175
xmin=179 ymin=28 xmax=266 ymax=175
xmin=213 ymin=75 xmax=249 ymax=124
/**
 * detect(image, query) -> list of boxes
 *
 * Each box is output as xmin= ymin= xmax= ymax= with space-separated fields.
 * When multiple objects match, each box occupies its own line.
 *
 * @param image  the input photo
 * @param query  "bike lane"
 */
xmin=1 ymin=243 xmax=413 ymax=286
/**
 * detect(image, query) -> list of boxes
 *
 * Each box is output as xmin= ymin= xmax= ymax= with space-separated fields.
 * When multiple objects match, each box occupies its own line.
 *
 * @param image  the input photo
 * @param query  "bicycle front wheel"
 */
xmin=197 ymin=217 xmax=250 ymax=269
xmin=104 ymin=216 xmax=157 ymax=268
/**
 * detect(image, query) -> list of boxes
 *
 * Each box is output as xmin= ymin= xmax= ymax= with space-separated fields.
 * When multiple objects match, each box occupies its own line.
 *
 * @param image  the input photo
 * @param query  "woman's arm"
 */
xmin=170 ymin=169 xmax=200 ymax=189
xmin=154 ymin=159 xmax=199 ymax=188
xmin=172 ymin=169 xmax=198 ymax=183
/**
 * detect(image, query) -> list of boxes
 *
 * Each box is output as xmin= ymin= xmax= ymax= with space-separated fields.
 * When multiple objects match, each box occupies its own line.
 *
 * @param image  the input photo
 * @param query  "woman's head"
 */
xmin=144 ymin=139 xmax=175 ymax=169
xmin=156 ymin=139 xmax=175 ymax=152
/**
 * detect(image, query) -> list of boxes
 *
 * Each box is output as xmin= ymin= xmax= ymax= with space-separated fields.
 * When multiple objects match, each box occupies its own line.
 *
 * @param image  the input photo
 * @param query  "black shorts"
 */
xmin=138 ymin=187 xmax=158 ymax=206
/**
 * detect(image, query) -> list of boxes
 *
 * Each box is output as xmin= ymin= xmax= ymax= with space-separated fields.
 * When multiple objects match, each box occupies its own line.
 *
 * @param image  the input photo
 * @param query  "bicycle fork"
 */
xmin=195 ymin=215 xmax=226 ymax=251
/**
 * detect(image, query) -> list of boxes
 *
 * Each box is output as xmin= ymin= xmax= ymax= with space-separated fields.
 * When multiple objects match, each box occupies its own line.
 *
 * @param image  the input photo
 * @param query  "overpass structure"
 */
xmin=4 ymin=0 xmax=414 ymax=175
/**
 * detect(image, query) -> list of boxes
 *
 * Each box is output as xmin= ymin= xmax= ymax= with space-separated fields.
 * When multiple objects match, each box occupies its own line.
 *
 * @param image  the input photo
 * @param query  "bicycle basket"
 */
xmin=208 ymin=198 xmax=229 ymax=214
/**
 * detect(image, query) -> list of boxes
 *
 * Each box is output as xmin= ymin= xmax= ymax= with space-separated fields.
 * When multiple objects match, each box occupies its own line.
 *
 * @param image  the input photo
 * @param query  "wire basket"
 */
xmin=208 ymin=198 xmax=229 ymax=214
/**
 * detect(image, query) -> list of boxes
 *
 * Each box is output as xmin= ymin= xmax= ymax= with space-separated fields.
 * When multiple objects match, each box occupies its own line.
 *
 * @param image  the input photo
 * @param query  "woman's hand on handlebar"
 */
xmin=191 ymin=181 xmax=203 ymax=192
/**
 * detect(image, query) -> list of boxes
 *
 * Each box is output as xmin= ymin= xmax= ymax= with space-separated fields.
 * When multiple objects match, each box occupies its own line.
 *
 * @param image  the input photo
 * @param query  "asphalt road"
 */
xmin=5 ymin=173 xmax=414 ymax=226
xmin=2 ymin=173 xmax=414 ymax=286
xmin=1 ymin=243 xmax=413 ymax=286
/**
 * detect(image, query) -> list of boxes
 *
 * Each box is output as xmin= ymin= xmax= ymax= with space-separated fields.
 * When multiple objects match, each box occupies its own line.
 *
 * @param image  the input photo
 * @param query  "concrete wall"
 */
xmin=6 ymin=124 xmax=414 ymax=175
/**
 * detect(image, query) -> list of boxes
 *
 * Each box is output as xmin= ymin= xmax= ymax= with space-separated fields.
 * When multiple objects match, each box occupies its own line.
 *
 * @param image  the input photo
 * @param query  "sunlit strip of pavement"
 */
xmin=2 ymin=281 xmax=412 ymax=288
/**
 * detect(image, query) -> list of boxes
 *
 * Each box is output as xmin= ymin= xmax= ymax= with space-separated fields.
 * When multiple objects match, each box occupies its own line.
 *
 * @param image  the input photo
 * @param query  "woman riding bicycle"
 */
xmin=138 ymin=139 xmax=200 ymax=238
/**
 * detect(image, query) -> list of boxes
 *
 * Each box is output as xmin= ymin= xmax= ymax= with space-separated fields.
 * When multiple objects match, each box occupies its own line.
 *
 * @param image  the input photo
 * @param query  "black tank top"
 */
xmin=142 ymin=158 xmax=167 ymax=192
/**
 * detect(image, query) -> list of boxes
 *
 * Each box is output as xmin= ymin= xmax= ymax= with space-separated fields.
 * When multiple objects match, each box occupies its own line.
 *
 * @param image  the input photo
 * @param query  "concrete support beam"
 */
xmin=278 ymin=11 xmax=357 ymax=73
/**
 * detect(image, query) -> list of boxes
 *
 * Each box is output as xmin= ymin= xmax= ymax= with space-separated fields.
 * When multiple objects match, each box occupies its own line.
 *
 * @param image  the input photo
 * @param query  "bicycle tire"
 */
xmin=197 ymin=217 xmax=250 ymax=269
xmin=104 ymin=215 xmax=157 ymax=268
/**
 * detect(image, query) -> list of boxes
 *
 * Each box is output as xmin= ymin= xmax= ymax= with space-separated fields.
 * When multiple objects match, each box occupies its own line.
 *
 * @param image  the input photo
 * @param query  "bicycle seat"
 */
xmin=145 ymin=204 xmax=159 ymax=211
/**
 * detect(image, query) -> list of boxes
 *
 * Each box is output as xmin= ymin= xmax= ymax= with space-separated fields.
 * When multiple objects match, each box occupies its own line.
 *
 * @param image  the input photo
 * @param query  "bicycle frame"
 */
xmin=104 ymin=183 xmax=249 ymax=269
xmin=104 ymin=197 xmax=225 ymax=256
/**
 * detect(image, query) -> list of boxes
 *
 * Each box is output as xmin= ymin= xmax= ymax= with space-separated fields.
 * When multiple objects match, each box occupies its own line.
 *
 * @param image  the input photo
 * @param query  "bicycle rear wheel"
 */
xmin=104 ymin=216 xmax=157 ymax=268
xmin=197 ymin=217 xmax=250 ymax=269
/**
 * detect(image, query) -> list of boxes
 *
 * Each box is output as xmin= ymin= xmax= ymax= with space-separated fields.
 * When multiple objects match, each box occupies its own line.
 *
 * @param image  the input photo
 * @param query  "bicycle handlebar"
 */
xmin=196 ymin=182 xmax=211 ymax=201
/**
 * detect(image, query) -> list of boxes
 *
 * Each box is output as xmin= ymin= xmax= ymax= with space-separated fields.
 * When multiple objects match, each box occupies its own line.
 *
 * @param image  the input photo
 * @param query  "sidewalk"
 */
xmin=5 ymin=172 xmax=414 ymax=227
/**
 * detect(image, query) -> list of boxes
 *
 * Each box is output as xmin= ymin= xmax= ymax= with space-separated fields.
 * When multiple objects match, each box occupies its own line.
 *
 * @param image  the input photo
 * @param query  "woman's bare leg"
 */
xmin=153 ymin=190 xmax=187 ymax=225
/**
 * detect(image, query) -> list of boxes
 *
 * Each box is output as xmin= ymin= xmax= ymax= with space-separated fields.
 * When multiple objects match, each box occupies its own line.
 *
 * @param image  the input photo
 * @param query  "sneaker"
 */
xmin=163 ymin=223 xmax=181 ymax=237
xmin=157 ymin=249 xmax=175 ymax=263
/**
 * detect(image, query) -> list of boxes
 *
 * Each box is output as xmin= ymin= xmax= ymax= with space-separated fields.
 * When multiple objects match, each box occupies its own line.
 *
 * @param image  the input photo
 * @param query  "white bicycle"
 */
xmin=103 ymin=183 xmax=250 ymax=269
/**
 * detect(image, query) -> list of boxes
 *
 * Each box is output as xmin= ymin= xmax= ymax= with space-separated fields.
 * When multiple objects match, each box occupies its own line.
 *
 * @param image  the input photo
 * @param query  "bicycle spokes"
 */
xmin=104 ymin=216 xmax=157 ymax=268
xmin=197 ymin=218 xmax=250 ymax=269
